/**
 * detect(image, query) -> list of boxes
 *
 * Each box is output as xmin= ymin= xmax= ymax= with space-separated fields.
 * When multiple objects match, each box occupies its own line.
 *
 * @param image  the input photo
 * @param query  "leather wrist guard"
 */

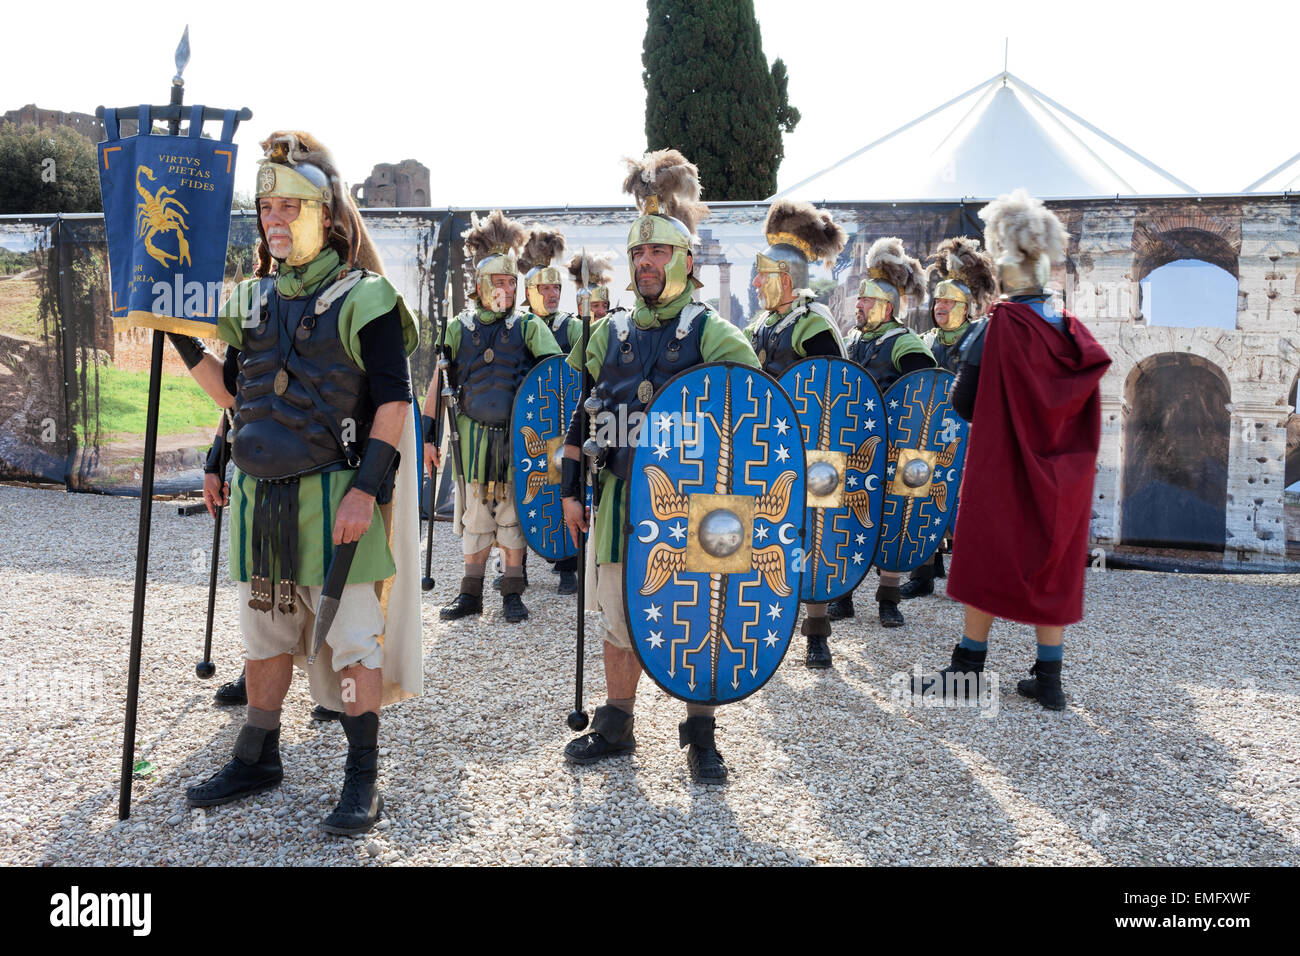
xmin=204 ymin=433 xmax=226 ymax=475
xmin=421 ymin=414 xmax=438 ymax=445
xmin=353 ymin=437 xmax=400 ymax=503
xmin=560 ymin=456 xmax=582 ymax=500
xmin=166 ymin=333 xmax=209 ymax=370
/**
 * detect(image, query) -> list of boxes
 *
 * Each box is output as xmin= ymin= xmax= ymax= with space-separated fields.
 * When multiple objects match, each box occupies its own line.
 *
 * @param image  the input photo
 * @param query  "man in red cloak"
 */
xmin=914 ymin=189 xmax=1111 ymax=710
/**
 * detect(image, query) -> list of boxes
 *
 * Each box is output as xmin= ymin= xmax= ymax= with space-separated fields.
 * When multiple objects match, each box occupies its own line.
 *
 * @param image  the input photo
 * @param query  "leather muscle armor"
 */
xmin=598 ymin=306 xmax=708 ymax=481
xmin=456 ymin=311 xmax=532 ymax=426
xmin=232 ymin=278 xmax=370 ymax=480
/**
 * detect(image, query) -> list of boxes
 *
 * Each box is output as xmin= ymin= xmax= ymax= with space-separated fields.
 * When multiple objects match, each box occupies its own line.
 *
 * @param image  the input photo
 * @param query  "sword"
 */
xmin=309 ymin=540 xmax=358 ymax=664
xmin=567 ymin=250 xmax=593 ymax=732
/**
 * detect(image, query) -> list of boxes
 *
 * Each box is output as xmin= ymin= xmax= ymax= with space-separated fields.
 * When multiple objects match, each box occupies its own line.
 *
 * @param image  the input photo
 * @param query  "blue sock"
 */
xmin=1037 ymin=643 xmax=1064 ymax=663
xmin=959 ymin=634 xmax=986 ymax=652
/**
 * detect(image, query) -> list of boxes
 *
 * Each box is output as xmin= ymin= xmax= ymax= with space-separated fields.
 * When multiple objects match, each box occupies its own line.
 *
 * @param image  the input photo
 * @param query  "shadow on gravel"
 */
xmin=562 ymin=753 xmax=815 ymax=866
xmin=764 ymin=647 xmax=1021 ymax=865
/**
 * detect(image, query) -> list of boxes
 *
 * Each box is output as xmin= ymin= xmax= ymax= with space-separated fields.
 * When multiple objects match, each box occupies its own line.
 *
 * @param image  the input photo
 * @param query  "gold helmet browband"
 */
xmin=255 ymin=160 xmax=333 ymax=267
xmin=755 ymin=201 xmax=847 ymax=311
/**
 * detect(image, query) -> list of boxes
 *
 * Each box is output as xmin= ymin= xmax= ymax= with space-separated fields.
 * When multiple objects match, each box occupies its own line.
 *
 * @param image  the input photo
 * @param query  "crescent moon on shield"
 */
xmin=637 ymin=520 xmax=659 ymax=543
xmin=946 ymin=468 xmax=957 ymax=482
xmin=865 ymin=475 xmax=879 ymax=491
xmin=778 ymin=522 xmax=796 ymax=545
xmin=520 ymin=458 xmax=532 ymax=472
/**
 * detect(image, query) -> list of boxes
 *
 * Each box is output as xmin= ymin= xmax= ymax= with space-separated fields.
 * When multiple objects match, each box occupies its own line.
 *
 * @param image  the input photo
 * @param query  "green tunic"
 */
xmin=436 ymin=306 xmax=562 ymax=486
xmin=566 ymin=287 xmax=760 ymax=564
xmin=847 ymin=319 xmax=934 ymax=370
xmin=745 ymin=301 xmax=835 ymax=358
xmin=216 ymin=249 xmax=419 ymax=585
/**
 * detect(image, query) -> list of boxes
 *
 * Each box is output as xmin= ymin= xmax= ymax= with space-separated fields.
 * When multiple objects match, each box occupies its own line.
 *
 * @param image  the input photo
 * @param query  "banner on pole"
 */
xmin=97 ymin=104 xmax=239 ymax=336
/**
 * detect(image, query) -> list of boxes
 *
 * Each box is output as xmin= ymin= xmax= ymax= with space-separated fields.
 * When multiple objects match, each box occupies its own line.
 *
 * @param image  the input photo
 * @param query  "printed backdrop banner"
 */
xmin=97 ymin=104 xmax=239 ymax=336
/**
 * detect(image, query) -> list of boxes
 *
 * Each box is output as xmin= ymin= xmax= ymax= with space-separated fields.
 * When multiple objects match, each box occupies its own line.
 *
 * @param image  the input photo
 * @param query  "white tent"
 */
xmin=772 ymin=71 xmax=1196 ymax=202
xmin=1243 ymin=152 xmax=1300 ymax=192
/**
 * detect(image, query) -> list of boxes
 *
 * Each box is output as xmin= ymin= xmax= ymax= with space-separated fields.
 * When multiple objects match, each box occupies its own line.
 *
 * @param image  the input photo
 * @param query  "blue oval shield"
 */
xmin=875 ymin=368 xmax=969 ymax=572
xmin=779 ymin=357 xmax=888 ymax=603
xmin=512 ymin=354 xmax=581 ymax=561
xmin=623 ymin=363 xmax=807 ymax=705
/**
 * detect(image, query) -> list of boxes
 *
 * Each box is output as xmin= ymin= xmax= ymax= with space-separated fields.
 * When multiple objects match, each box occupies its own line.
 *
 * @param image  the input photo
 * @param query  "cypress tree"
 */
xmin=642 ymin=0 xmax=800 ymax=200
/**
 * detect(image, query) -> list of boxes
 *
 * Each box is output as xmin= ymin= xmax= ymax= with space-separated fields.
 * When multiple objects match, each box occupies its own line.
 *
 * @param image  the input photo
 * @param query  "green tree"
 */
xmin=0 ymin=122 xmax=103 ymax=214
xmin=642 ymin=0 xmax=800 ymax=201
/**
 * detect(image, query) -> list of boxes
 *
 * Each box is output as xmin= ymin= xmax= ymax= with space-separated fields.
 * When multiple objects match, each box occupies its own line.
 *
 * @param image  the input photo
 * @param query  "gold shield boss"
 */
xmin=255 ymin=161 xmax=332 ymax=267
xmin=627 ymin=200 xmax=693 ymax=303
xmin=932 ymin=278 xmax=971 ymax=330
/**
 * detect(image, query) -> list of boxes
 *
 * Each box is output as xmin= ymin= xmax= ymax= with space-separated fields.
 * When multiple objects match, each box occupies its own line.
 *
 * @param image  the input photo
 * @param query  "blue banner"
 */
xmin=97 ymin=104 xmax=239 ymax=336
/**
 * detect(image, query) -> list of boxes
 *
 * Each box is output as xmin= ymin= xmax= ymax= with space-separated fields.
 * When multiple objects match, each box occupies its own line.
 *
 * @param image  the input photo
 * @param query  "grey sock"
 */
xmin=504 ymin=564 xmax=524 ymax=579
xmin=685 ymin=703 xmax=716 ymax=718
xmin=246 ymin=705 xmax=281 ymax=730
xmin=606 ymin=696 xmax=635 ymax=715
xmin=464 ymin=561 xmax=486 ymax=579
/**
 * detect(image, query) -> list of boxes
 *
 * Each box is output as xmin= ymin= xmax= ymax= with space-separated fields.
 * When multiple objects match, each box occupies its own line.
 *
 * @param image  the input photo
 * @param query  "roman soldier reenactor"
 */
xmin=174 ymin=131 xmax=423 ymax=835
xmin=566 ymin=250 xmax=617 ymax=322
xmin=512 ymin=224 xmax=577 ymax=594
xmin=900 ymin=236 xmax=998 ymax=600
xmin=913 ymin=189 xmax=1111 ymax=709
xmin=835 ymin=237 xmax=936 ymax=628
xmin=423 ymin=211 xmax=563 ymax=623
xmin=746 ymin=199 xmax=848 ymax=668
xmin=559 ymin=149 xmax=760 ymax=783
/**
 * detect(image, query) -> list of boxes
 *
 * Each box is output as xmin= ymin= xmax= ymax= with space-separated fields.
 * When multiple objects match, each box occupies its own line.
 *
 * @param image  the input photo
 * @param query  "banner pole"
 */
xmin=117 ymin=28 xmax=191 ymax=820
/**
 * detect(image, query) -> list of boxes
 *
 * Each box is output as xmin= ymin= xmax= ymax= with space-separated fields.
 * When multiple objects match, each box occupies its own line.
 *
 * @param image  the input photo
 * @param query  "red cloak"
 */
xmin=946 ymin=301 xmax=1112 ymax=626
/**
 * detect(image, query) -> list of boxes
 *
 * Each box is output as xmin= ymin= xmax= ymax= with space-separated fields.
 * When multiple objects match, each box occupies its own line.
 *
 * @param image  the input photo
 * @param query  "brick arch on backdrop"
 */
xmin=1119 ymin=353 xmax=1231 ymax=551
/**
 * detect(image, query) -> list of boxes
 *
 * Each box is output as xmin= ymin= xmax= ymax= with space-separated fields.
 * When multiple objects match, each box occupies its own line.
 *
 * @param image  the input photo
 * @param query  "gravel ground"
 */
xmin=1 ymin=483 xmax=1297 ymax=867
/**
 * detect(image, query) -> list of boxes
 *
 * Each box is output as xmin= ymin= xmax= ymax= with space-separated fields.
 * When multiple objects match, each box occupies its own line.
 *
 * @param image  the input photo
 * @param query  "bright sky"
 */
xmin=2 ymin=0 xmax=1296 ymax=206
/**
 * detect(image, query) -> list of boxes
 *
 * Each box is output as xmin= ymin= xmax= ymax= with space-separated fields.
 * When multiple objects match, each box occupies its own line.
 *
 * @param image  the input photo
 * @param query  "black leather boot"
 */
xmin=213 ymin=667 xmax=247 ymax=706
xmin=802 ymin=615 xmax=832 ymax=669
xmin=679 ymin=716 xmax=728 ymax=784
xmin=827 ymin=594 xmax=855 ymax=620
xmin=310 ymin=705 xmax=342 ymax=722
xmin=321 ymin=712 xmax=382 ymax=835
xmin=186 ymin=725 xmax=283 ymax=807
xmin=440 ymin=576 xmax=484 ymax=620
xmin=501 ymin=574 xmax=529 ymax=623
xmin=492 ymin=565 xmax=529 ymax=592
xmin=911 ymin=643 xmax=987 ymax=699
xmin=557 ymin=570 xmax=577 ymax=594
xmin=934 ymin=550 xmax=946 ymax=579
xmin=564 ymin=704 xmax=636 ymax=764
xmin=876 ymin=584 xmax=904 ymax=627
xmin=900 ymin=556 xmax=937 ymax=599
xmin=1017 ymin=659 xmax=1066 ymax=711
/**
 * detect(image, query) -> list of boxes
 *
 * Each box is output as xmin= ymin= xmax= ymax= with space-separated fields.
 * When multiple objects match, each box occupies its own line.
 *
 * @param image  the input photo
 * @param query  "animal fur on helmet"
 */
xmin=462 ymin=210 xmax=528 ymax=264
xmin=866 ymin=237 xmax=926 ymax=301
xmin=566 ymin=251 xmax=615 ymax=288
xmin=978 ymin=188 xmax=1069 ymax=266
xmin=927 ymin=236 xmax=998 ymax=311
xmin=518 ymin=225 xmax=566 ymax=274
xmin=255 ymin=130 xmax=384 ymax=277
xmin=764 ymin=199 xmax=847 ymax=265
xmin=621 ymin=148 xmax=709 ymax=239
